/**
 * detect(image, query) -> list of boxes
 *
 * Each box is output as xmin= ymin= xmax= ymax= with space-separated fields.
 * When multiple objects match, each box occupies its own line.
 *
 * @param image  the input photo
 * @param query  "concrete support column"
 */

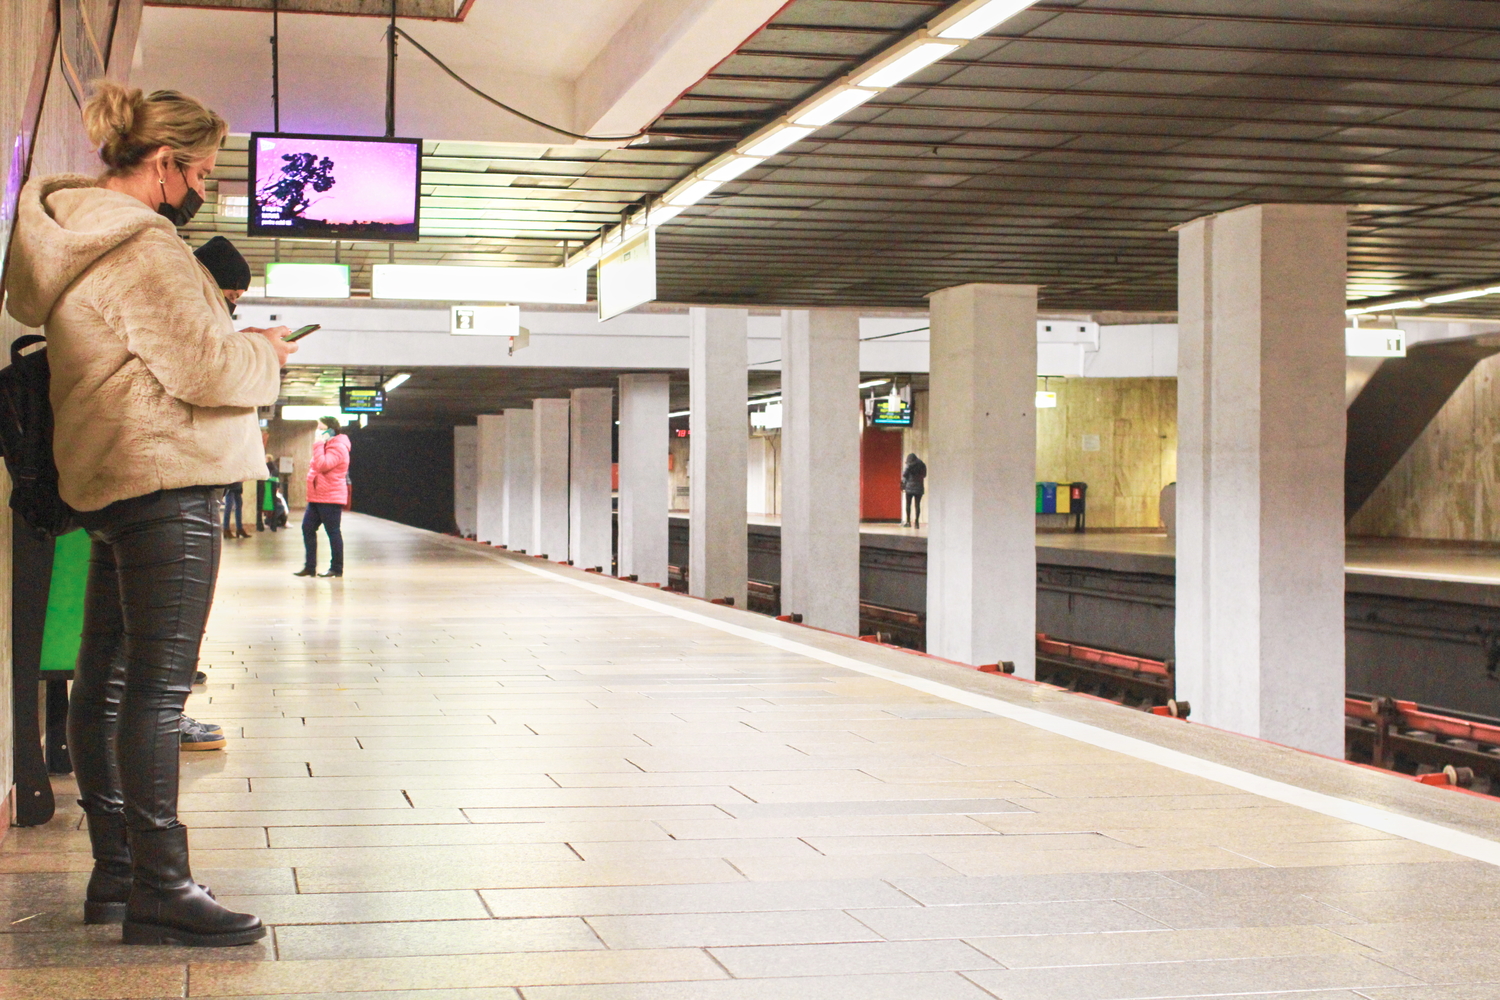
xmin=569 ymin=387 xmax=614 ymax=571
xmin=1176 ymin=204 xmax=1346 ymax=756
xmin=689 ymin=307 xmax=747 ymax=606
xmin=472 ymin=416 xmax=503 ymax=543
xmin=531 ymin=398 xmax=571 ymax=561
xmin=454 ymin=424 xmax=479 ymax=539
xmin=926 ymin=283 xmax=1038 ymax=675
xmin=618 ymin=373 xmax=671 ymax=585
xmin=501 ymin=408 xmax=534 ymax=551
xmin=780 ymin=309 xmax=861 ymax=633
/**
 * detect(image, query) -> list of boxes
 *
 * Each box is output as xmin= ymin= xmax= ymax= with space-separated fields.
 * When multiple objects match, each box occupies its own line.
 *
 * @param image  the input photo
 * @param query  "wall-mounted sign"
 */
xmin=1346 ymin=327 xmax=1406 ymax=357
xmin=451 ymin=304 xmax=521 ymax=337
xmin=870 ymin=395 xmax=912 ymax=427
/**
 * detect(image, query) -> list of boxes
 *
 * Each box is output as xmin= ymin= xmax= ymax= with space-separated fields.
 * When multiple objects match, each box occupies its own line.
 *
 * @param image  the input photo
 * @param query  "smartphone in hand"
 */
xmin=286 ymin=324 xmax=321 ymax=342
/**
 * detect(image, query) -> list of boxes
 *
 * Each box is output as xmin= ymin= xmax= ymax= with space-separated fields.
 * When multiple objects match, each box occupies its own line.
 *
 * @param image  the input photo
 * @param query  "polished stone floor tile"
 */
xmin=272 ymin=916 xmax=604 ymax=960
xmin=585 ymin=909 xmax=880 ymax=949
xmin=964 ymin=954 xmax=1421 ymax=1000
xmin=966 ymin=925 xmax=1376 ymax=967
xmin=6 ymin=516 xmax=1500 ymax=999
xmin=520 ymin=970 xmax=1000 ymax=1000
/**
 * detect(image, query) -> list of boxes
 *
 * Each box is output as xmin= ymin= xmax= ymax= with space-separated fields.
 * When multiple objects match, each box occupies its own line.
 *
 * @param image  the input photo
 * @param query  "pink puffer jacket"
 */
xmin=306 ymin=434 xmax=350 ymax=504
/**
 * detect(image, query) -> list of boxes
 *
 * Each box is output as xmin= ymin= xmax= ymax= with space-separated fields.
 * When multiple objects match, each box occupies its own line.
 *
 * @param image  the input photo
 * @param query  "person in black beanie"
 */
xmin=192 ymin=235 xmax=251 ymax=317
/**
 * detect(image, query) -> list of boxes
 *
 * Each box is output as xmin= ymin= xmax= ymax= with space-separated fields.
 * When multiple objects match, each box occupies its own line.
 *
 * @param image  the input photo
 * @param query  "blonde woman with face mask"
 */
xmin=5 ymin=83 xmax=295 ymax=947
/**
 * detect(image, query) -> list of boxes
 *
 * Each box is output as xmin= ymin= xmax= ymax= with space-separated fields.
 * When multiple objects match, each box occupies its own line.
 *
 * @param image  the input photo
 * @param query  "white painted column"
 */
xmin=780 ymin=309 xmax=861 ymax=633
xmin=1176 ymin=204 xmax=1346 ymax=756
xmin=454 ymin=424 xmax=479 ymax=539
xmin=531 ymin=398 xmax=571 ymax=561
xmin=501 ymin=408 xmax=534 ymax=551
xmin=926 ymin=283 xmax=1038 ymax=675
xmin=472 ymin=416 xmax=504 ymax=543
xmin=618 ymin=373 xmax=670 ymax=585
xmin=689 ymin=307 xmax=747 ymax=606
xmin=569 ymin=387 xmax=614 ymax=571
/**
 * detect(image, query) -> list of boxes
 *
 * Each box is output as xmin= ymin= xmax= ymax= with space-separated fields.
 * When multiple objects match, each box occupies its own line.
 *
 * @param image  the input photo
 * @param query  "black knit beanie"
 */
xmin=194 ymin=236 xmax=252 ymax=291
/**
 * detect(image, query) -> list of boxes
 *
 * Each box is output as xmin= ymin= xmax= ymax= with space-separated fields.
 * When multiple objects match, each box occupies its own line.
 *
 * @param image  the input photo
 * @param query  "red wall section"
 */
xmin=861 ymin=426 xmax=905 ymax=521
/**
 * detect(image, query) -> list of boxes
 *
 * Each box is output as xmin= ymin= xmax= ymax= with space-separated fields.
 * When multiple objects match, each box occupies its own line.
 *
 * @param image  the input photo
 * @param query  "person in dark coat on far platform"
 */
xmin=901 ymin=453 xmax=927 ymax=528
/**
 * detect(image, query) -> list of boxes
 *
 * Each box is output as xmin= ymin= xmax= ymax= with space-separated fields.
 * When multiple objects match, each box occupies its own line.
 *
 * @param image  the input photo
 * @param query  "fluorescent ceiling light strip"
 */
xmin=567 ymin=5 xmax=1013 ymax=266
xmin=702 ymin=156 xmax=765 ymax=183
xmin=742 ymin=125 xmax=817 ymax=158
xmin=934 ymin=0 xmax=1038 ymax=39
xmin=664 ymin=179 xmax=722 ymax=207
xmin=859 ymin=379 xmax=890 ymax=388
xmin=1424 ymin=288 xmax=1493 ymax=304
xmin=792 ymin=87 xmax=879 ymax=127
xmin=1346 ymin=300 xmax=1425 ymax=316
xmin=857 ymin=40 xmax=961 ymax=89
xmin=383 ymin=373 xmax=411 ymax=392
xmin=493 ymin=553 xmax=1500 ymax=869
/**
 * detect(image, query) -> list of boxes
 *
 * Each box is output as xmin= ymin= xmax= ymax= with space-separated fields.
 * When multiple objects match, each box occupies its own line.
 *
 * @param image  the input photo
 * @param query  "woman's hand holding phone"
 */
xmin=241 ymin=325 xmax=298 ymax=366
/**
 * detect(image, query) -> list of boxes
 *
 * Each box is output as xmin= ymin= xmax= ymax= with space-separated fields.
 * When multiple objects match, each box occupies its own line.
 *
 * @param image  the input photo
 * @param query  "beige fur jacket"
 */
xmin=5 ymin=174 xmax=280 ymax=512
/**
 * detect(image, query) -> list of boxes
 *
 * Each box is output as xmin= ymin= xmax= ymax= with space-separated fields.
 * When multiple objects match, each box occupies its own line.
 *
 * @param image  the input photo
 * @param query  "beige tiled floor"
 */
xmin=4 ymin=514 xmax=1500 ymax=999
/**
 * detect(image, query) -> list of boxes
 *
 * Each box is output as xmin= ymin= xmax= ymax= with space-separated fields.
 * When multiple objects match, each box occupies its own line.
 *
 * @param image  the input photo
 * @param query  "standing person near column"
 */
xmin=297 ymin=416 xmax=349 ymax=578
xmin=221 ymin=481 xmax=248 ymax=539
xmin=901 ymin=453 xmax=927 ymax=528
xmin=4 ymin=83 xmax=292 ymax=946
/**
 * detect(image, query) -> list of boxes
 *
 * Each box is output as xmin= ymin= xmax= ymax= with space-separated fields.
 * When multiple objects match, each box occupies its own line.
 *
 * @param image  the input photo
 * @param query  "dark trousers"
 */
xmin=254 ymin=481 xmax=266 ymax=530
xmin=69 ymin=487 xmax=221 ymax=831
xmin=222 ymin=489 xmax=243 ymax=533
xmin=905 ymin=491 xmax=922 ymax=527
xmin=302 ymin=502 xmax=344 ymax=574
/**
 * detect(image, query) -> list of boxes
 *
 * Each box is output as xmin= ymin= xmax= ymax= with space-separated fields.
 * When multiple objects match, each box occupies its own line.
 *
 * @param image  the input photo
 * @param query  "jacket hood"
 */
xmin=5 ymin=174 xmax=175 ymax=327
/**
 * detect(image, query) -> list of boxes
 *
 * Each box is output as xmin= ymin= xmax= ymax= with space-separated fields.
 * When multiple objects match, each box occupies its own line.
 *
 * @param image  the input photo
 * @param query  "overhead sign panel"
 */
xmin=265 ymin=262 xmax=350 ymax=299
xmin=373 ymin=265 xmax=586 ymax=304
xmin=1346 ymin=327 xmax=1406 ymax=357
xmin=597 ymin=230 xmax=656 ymax=321
xmin=451 ymin=305 xmax=521 ymax=337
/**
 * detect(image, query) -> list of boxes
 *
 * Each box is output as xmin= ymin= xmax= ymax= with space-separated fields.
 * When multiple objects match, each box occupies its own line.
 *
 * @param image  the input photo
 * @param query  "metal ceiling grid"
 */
xmin=277 ymin=365 xmax=798 ymax=427
xmin=640 ymin=0 xmax=1500 ymax=316
xmin=192 ymin=136 xmax=712 ymax=290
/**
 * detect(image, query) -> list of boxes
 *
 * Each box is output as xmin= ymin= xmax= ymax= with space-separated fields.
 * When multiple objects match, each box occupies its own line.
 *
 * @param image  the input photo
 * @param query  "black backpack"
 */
xmin=0 ymin=334 xmax=77 ymax=538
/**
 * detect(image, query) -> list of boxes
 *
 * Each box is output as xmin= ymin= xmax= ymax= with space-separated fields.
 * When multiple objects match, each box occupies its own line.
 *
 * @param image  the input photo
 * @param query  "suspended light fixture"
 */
xmin=933 ymin=0 xmax=1038 ymax=39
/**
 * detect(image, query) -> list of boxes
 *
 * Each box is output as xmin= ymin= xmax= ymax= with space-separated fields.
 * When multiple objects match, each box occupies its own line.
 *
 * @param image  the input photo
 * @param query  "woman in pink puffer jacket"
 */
xmin=296 ymin=416 xmax=350 ymax=577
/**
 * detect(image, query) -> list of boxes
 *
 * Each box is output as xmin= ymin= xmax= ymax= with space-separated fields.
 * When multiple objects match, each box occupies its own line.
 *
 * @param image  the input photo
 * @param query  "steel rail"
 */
xmin=704 ymin=63 xmax=1500 ymax=91
xmin=734 ymin=36 xmax=1500 ymax=66
xmin=660 ymin=103 xmax=1500 ymax=138
xmin=738 ymin=134 xmax=1500 ymax=168
xmin=672 ymin=87 xmax=1500 ymax=116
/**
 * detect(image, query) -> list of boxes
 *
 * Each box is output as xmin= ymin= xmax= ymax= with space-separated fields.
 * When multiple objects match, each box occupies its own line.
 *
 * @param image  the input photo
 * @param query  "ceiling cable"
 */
xmin=389 ymin=26 xmax=649 ymax=143
xmin=385 ymin=0 xmax=397 ymax=137
xmin=748 ymin=324 xmax=931 ymax=368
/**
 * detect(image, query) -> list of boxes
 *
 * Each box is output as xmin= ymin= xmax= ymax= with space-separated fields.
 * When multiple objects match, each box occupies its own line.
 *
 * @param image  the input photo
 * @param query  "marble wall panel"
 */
xmin=1351 ymin=353 xmax=1500 ymax=540
xmin=1036 ymin=377 xmax=1177 ymax=529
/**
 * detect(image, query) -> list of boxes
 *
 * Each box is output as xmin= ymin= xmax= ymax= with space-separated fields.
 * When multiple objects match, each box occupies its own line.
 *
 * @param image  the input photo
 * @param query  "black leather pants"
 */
xmin=68 ymin=487 xmax=222 ymax=831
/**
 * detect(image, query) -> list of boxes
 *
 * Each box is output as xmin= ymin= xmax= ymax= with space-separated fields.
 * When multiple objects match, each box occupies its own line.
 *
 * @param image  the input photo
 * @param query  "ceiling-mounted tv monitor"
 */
xmin=248 ymin=132 xmax=421 ymax=241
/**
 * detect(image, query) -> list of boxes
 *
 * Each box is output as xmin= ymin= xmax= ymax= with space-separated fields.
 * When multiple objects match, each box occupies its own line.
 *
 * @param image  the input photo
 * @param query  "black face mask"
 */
xmin=156 ymin=166 xmax=203 ymax=226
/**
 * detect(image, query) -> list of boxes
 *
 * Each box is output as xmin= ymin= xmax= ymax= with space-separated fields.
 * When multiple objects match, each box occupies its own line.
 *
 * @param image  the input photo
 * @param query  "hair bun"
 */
xmin=83 ymin=82 xmax=146 ymax=169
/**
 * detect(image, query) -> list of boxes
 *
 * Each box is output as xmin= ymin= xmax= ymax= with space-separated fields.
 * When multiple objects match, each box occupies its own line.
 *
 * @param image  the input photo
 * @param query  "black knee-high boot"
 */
xmin=122 ymin=827 xmax=264 ymax=946
xmin=82 ymin=809 xmax=132 ymax=924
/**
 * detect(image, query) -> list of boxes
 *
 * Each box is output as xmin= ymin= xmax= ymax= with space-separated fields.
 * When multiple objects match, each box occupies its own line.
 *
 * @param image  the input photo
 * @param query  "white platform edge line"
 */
xmin=499 ymin=554 xmax=1500 ymax=868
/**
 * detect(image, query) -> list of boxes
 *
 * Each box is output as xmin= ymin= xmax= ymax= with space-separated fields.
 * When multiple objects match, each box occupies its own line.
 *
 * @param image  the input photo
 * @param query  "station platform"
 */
xmin=6 ymin=514 xmax=1500 ymax=999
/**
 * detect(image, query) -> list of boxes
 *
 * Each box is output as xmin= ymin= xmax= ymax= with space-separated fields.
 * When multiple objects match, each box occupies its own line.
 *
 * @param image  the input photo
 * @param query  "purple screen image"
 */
xmin=254 ymin=136 xmax=417 ymax=225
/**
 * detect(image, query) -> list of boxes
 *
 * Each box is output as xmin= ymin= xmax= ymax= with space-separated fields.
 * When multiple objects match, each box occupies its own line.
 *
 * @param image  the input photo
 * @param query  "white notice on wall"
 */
xmin=1080 ymin=434 xmax=1101 ymax=452
xmin=1345 ymin=327 xmax=1406 ymax=357
xmin=451 ymin=304 xmax=521 ymax=337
